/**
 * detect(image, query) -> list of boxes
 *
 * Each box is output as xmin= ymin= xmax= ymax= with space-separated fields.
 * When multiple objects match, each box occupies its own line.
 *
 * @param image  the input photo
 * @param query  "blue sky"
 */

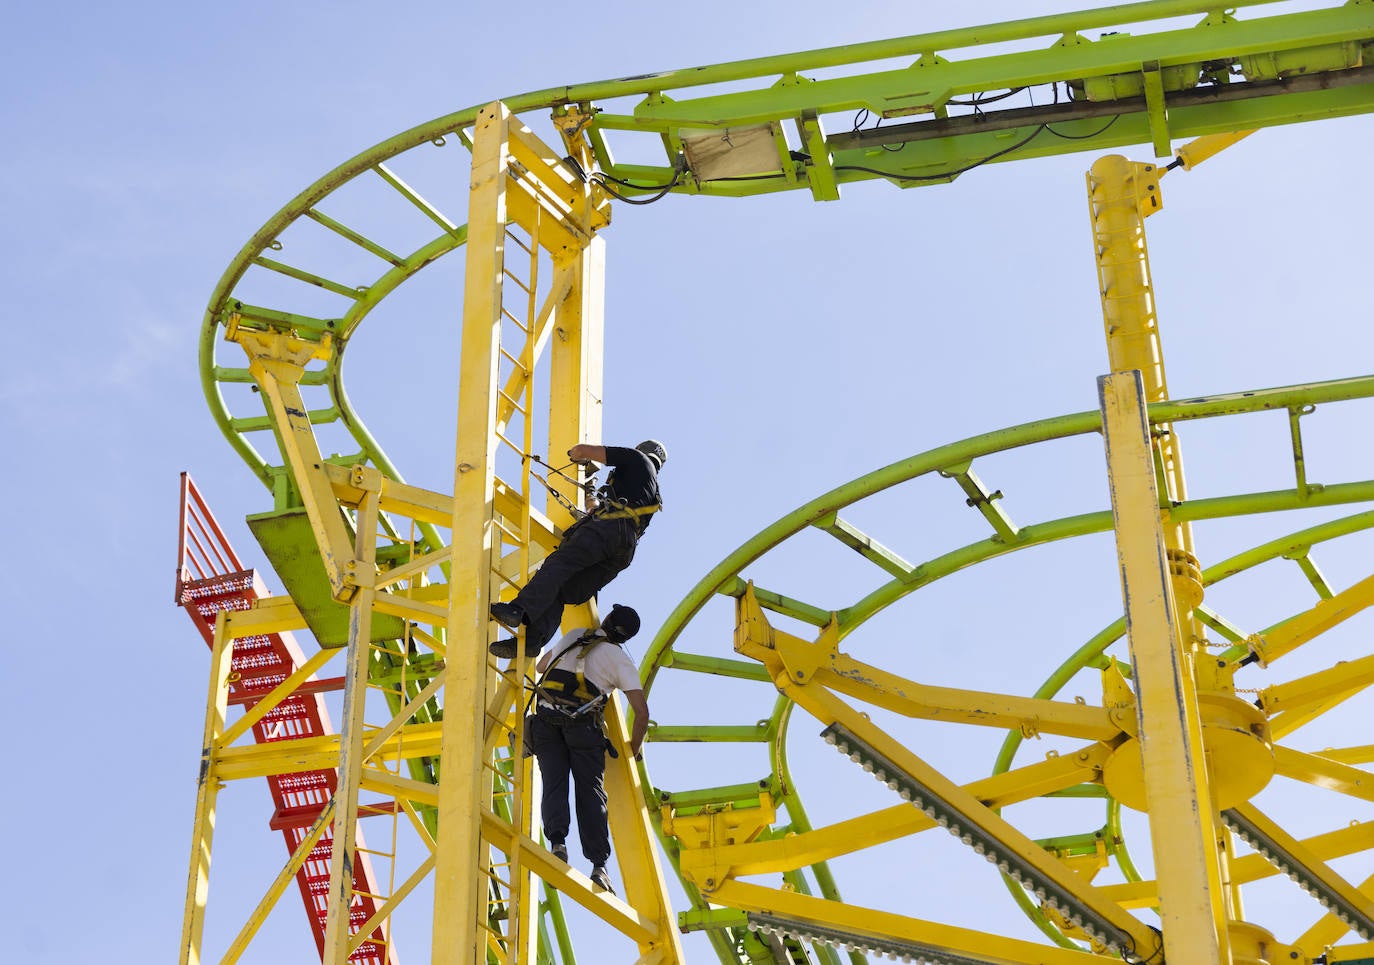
xmin=4 ymin=1 xmax=1373 ymax=962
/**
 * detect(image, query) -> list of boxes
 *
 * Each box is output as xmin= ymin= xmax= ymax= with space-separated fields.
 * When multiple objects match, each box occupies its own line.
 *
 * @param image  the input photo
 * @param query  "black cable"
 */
xmin=947 ymin=86 xmax=1026 ymax=107
xmin=563 ymin=154 xmax=683 ymax=205
xmin=834 ymin=122 xmax=1048 ymax=183
xmin=1043 ymin=113 xmax=1122 ymax=140
xmin=593 ymin=173 xmax=681 ymax=205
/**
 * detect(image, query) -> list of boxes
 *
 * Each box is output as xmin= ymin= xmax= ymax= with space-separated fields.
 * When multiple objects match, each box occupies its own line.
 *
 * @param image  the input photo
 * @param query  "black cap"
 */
xmin=602 ymin=604 xmax=641 ymax=642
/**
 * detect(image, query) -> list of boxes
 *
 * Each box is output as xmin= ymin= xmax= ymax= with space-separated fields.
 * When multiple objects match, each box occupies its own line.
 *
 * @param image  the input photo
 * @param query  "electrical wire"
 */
xmin=1043 ymin=113 xmax=1122 ymax=140
xmin=947 ymin=86 xmax=1026 ymax=107
xmin=834 ymin=121 xmax=1049 ymax=183
xmin=563 ymin=153 xmax=683 ymax=205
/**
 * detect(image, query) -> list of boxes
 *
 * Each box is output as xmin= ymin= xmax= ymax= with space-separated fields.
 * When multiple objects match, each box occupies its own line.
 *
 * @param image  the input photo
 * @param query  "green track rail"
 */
xmin=638 ymin=376 xmax=1374 ymax=961
xmin=202 ymin=0 xmax=1374 ymax=507
xmin=197 ymin=2 xmax=1374 ymax=962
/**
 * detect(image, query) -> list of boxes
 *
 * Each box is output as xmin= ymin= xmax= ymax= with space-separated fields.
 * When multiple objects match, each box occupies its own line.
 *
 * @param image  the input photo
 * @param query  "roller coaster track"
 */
xmin=180 ymin=2 xmax=1374 ymax=963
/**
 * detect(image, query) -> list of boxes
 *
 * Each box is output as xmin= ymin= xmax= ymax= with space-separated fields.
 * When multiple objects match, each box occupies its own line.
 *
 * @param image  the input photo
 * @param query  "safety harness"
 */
xmin=526 ymin=453 xmax=662 ymax=532
xmin=534 ymin=630 xmax=611 ymax=724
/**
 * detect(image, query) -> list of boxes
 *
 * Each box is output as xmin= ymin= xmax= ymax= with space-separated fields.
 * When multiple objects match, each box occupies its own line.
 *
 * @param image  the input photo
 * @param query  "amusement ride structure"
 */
xmin=176 ymin=1 xmax=1374 ymax=962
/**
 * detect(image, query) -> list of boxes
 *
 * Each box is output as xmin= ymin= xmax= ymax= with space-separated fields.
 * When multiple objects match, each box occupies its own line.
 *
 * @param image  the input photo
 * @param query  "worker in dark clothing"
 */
xmin=529 ymin=604 xmax=649 ymax=894
xmin=489 ymin=440 xmax=665 ymax=659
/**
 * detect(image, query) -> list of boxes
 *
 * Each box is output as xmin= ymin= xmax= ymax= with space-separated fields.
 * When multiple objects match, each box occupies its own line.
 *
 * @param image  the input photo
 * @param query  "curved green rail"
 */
xmin=196 ymin=1 xmax=1374 ymax=961
xmin=639 ymin=375 xmax=1374 ymax=959
xmin=201 ymin=0 xmax=1374 ymax=508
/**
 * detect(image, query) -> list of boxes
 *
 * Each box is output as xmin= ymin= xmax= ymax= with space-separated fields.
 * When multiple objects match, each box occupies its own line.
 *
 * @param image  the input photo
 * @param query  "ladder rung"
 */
xmin=493 ymin=429 xmax=525 ymax=456
xmin=504 ymin=226 xmax=534 ymax=256
xmin=500 ymin=306 xmax=530 ymax=333
xmin=497 ymin=387 xmax=528 ymax=416
xmin=491 ymin=517 xmax=524 ymax=543
xmin=502 ymin=266 xmax=532 ymax=295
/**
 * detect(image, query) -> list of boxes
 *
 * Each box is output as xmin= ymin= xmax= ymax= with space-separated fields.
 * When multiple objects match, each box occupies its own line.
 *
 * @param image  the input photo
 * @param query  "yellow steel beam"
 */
xmin=1099 ymin=820 xmax=1374 ymax=908
xmin=219 ymin=647 xmax=336 ymax=748
xmin=475 ymin=808 xmax=659 ymax=943
xmin=1260 ymin=650 xmax=1374 ymax=718
xmin=675 ymin=742 xmax=1113 ymax=883
xmin=1251 ymin=570 xmax=1374 ymax=666
xmin=734 ymin=593 xmax=1160 ymax=959
xmin=1099 ymin=370 xmax=1229 ymax=963
xmin=214 ymin=723 xmax=444 ymax=780
xmin=1327 ymin=939 xmax=1374 ymax=964
xmin=603 ymin=697 xmax=687 ymax=965
xmin=231 ymin=328 xmax=359 ymax=601
xmin=1229 ymin=803 xmax=1374 ymax=938
xmin=821 ymin=647 xmax=1123 ymax=741
xmin=433 ymin=100 xmax=511 ymax=965
xmin=323 ymin=484 xmax=381 ymax=963
xmin=1316 ymin=746 xmax=1374 ymax=766
xmin=1172 ymin=130 xmax=1257 ymax=170
xmin=1273 ymin=745 xmax=1374 ymax=803
xmin=221 ymin=595 xmax=307 ymax=638
xmin=1088 ymin=155 xmax=1201 ymax=589
xmin=223 ymin=804 xmax=335 ymax=964
xmin=178 ymin=611 xmax=235 ymax=965
xmin=710 ymin=879 xmax=1102 ymax=965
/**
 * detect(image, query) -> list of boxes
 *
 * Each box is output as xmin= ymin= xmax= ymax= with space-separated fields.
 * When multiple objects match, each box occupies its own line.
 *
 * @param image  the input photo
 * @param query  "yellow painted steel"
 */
xmin=1098 ymin=370 xmax=1229 ymax=962
xmin=724 ymin=585 xmax=1164 ymax=961
xmin=434 ymin=99 xmax=516 ymax=963
xmin=323 ymin=483 xmax=382 ymax=963
xmin=183 ymin=78 xmax=1374 ymax=965
xmin=430 ymin=101 xmax=680 ymax=964
xmin=713 ymin=878 xmax=1105 ymax=965
xmin=227 ymin=327 xmax=356 ymax=602
xmin=1249 ymin=570 xmax=1374 ymax=666
xmin=183 ymin=106 xmax=676 ymax=965
xmin=178 ymin=611 xmax=234 ymax=965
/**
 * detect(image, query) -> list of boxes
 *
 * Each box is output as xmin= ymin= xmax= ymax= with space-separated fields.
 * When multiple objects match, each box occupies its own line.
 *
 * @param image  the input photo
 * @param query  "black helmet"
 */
xmin=602 ymin=604 xmax=641 ymax=643
xmin=635 ymin=439 xmax=667 ymax=470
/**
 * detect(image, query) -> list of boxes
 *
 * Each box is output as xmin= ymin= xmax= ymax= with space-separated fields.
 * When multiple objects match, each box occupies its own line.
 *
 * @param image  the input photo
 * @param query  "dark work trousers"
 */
xmin=514 ymin=515 xmax=638 ymax=653
xmin=530 ymin=711 xmax=611 ymax=865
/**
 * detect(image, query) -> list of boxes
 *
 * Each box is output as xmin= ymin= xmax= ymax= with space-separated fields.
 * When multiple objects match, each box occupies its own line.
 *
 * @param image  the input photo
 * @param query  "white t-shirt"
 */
xmin=537 ymin=629 xmax=643 ymax=695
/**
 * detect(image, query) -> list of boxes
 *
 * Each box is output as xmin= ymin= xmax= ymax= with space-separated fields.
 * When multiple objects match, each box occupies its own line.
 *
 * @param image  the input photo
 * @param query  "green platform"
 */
xmin=248 ymin=507 xmax=406 ymax=648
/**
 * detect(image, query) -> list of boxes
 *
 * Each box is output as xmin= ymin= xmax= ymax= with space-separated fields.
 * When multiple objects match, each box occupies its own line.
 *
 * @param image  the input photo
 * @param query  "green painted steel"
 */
xmin=196 ymin=2 xmax=1374 ymax=961
xmin=637 ymin=377 xmax=1374 ymax=957
xmin=201 ymin=0 xmax=1374 ymax=508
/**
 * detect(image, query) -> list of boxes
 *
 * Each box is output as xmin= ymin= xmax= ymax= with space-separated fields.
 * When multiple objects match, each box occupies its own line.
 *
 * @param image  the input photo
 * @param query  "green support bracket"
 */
xmin=813 ymin=511 xmax=916 ymax=580
xmin=1141 ymin=59 xmax=1172 ymax=157
xmin=941 ymin=462 xmax=1020 ymax=543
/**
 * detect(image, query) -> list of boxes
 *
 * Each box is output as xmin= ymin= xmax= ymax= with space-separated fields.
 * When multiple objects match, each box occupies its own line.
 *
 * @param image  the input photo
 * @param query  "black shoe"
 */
xmin=590 ymin=866 xmax=615 ymax=895
xmin=490 ymin=601 xmax=524 ymax=629
xmin=550 ymin=842 xmax=568 ymax=863
xmin=489 ymin=637 xmax=539 ymax=659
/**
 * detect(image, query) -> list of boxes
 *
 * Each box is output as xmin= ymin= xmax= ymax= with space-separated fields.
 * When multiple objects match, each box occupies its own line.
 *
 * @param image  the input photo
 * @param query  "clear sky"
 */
xmin=4 ymin=1 xmax=1372 ymax=962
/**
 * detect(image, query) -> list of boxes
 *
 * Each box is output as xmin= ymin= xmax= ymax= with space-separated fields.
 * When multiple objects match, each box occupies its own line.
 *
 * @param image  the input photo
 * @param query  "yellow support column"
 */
xmin=1099 ymin=371 xmax=1228 ymax=963
xmin=1090 ymin=154 xmax=1233 ymax=960
xmin=434 ymin=101 xmax=511 ymax=965
xmin=322 ymin=483 xmax=382 ymax=962
xmin=177 ymin=610 xmax=235 ymax=965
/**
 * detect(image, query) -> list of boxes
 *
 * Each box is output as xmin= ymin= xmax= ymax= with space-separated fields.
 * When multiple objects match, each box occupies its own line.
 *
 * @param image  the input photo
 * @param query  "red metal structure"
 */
xmin=176 ymin=472 xmax=397 ymax=964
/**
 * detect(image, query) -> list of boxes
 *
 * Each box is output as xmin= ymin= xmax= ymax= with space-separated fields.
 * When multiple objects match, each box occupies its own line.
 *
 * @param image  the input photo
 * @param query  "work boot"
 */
xmin=550 ymin=842 xmax=568 ymax=863
xmin=488 ymin=638 xmax=537 ymax=660
xmin=489 ymin=601 xmax=524 ymax=629
xmin=590 ymin=865 xmax=615 ymax=895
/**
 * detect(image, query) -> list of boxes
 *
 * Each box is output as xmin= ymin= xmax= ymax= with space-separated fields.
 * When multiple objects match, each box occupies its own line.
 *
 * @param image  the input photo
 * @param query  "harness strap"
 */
xmin=593 ymin=502 xmax=661 ymax=521
xmin=535 ymin=631 xmax=607 ymax=716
